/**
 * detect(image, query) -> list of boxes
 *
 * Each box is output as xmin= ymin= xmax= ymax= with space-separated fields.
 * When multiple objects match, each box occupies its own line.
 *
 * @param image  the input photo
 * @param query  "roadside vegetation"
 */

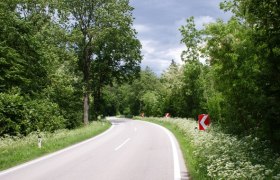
xmin=102 ymin=0 xmax=280 ymax=152
xmin=136 ymin=117 xmax=280 ymax=180
xmin=1 ymin=0 xmax=279 ymax=177
xmin=0 ymin=0 xmax=141 ymax=137
xmin=0 ymin=121 xmax=110 ymax=171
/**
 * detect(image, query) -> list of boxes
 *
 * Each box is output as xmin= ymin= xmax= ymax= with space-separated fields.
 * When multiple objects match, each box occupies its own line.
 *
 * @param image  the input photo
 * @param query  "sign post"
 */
xmin=198 ymin=114 xmax=210 ymax=130
xmin=38 ymin=135 xmax=42 ymax=148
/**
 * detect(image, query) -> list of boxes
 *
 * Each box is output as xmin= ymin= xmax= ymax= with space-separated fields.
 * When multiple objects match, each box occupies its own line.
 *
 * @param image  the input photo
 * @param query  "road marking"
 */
xmin=0 ymin=124 xmax=115 ymax=176
xmin=134 ymin=127 xmax=137 ymax=132
xmin=143 ymin=121 xmax=181 ymax=180
xmin=164 ymin=127 xmax=181 ymax=180
xmin=114 ymin=138 xmax=130 ymax=151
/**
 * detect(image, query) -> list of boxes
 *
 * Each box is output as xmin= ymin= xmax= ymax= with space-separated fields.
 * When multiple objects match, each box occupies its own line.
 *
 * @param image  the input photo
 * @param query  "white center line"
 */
xmin=114 ymin=138 xmax=130 ymax=151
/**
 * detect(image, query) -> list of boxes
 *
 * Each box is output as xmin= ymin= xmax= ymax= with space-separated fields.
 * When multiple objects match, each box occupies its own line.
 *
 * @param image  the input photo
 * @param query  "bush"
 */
xmin=0 ymin=92 xmax=26 ymax=136
xmin=25 ymin=99 xmax=65 ymax=133
xmin=0 ymin=92 xmax=65 ymax=136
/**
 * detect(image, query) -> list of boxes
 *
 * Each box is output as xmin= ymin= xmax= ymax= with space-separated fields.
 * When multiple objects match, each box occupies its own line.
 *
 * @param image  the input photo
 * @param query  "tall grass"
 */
xmin=137 ymin=117 xmax=280 ymax=180
xmin=0 ymin=121 xmax=110 ymax=171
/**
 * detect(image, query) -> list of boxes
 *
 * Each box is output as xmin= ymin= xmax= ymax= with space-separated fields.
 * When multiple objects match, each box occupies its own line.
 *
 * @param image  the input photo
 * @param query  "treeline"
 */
xmin=0 ymin=0 xmax=141 ymax=136
xmin=102 ymin=0 xmax=280 ymax=149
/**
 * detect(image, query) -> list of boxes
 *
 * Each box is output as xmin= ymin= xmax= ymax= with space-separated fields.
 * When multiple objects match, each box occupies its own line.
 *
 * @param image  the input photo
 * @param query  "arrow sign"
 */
xmin=198 ymin=114 xmax=210 ymax=130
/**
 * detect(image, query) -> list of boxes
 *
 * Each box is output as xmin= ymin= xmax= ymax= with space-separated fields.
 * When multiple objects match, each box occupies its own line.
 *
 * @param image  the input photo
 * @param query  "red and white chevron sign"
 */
xmin=165 ymin=113 xmax=170 ymax=118
xmin=198 ymin=114 xmax=210 ymax=130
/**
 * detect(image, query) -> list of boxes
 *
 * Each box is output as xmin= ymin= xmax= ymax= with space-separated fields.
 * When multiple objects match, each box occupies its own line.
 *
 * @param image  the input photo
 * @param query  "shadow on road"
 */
xmin=107 ymin=117 xmax=131 ymax=125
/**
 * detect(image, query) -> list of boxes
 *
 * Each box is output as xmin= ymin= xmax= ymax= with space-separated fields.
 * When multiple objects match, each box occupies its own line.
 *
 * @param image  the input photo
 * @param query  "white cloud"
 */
xmin=141 ymin=40 xmax=157 ymax=54
xmin=141 ymin=58 xmax=170 ymax=75
xmin=165 ymin=45 xmax=185 ymax=64
xmin=139 ymin=38 xmax=185 ymax=75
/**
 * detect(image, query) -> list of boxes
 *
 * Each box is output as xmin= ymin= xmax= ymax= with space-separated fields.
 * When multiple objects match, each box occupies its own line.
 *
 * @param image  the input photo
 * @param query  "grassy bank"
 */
xmin=0 ymin=121 xmax=111 ymax=171
xmin=135 ymin=117 xmax=280 ymax=180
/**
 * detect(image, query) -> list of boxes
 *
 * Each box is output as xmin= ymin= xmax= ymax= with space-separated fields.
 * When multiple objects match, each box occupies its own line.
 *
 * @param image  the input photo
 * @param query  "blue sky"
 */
xmin=130 ymin=0 xmax=232 ymax=75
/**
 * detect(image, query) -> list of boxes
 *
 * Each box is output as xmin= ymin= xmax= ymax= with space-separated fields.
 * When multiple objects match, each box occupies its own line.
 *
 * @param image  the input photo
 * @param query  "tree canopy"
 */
xmin=0 ymin=0 xmax=141 ymax=136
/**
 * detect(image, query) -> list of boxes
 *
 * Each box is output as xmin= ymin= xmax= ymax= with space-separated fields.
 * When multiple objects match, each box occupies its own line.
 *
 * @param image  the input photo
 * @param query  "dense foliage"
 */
xmin=60 ymin=0 xmax=142 ymax=123
xmin=0 ymin=0 xmax=141 ymax=136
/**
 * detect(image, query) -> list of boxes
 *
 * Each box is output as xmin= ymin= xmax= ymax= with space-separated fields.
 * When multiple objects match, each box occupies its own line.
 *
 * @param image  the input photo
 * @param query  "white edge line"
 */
xmin=0 ymin=124 xmax=115 ymax=176
xmin=114 ymin=138 xmax=130 ymax=151
xmin=139 ymin=121 xmax=181 ymax=180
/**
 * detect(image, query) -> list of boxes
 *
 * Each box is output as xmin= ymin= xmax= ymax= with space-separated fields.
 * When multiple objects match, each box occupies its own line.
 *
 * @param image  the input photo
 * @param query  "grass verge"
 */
xmin=135 ymin=117 xmax=202 ymax=179
xmin=135 ymin=117 xmax=280 ymax=180
xmin=0 ymin=121 xmax=111 ymax=171
xmin=155 ymin=120 xmax=202 ymax=179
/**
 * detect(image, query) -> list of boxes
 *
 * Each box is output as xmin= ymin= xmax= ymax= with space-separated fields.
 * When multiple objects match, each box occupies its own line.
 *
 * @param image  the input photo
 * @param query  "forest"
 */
xmin=0 ymin=0 xmax=141 ymax=136
xmin=1 ymin=0 xmax=280 ymax=150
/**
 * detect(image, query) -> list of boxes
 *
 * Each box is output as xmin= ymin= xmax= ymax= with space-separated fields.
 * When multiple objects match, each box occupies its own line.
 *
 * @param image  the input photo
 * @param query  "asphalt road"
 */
xmin=0 ymin=117 xmax=189 ymax=180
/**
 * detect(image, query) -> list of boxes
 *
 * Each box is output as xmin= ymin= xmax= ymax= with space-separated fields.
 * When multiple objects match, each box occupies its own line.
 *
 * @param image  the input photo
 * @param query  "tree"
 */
xmin=0 ymin=0 xmax=48 ymax=95
xmin=161 ymin=60 xmax=184 ymax=117
xmin=60 ymin=0 xmax=100 ymax=124
xmin=140 ymin=91 xmax=162 ymax=117
xmin=91 ymin=0 xmax=141 ymax=119
xmin=105 ymin=68 xmax=162 ymax=116
xmin=179 ymin=17 xmax=206 ymax=118
xmin=61 ymin=0 xmax=141 ymax=123
xmin=16 ymin=0 xmax=84 ymax=129
xmin=180 ymin=16 xmax=202 ymax=62
xmin=182 ymin=60 xmax=206 ymax=118
xmin=0 ymin=0 xmax=71 ymax=135
xmin=220 ymin=0 xmax=280 ymax=147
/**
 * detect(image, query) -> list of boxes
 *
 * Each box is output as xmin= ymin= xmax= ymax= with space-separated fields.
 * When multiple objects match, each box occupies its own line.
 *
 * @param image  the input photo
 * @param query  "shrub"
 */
xmin=0 ymin=92 xmax=65 ymax=136
xmin=25 ymin=99 xmax=65 ymax=133
xmin=0 ymin=92 xmax=26 ymax=136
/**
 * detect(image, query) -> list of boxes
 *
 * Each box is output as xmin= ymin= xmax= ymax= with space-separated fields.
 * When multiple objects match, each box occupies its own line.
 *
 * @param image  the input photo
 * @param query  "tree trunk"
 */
xmin=83 ymin=92 xmax=89 ymax=125
xmin=93 ymin=86 xmax=101 ymax=120
xmin=82 ymin=42 xmax=91 ymax=125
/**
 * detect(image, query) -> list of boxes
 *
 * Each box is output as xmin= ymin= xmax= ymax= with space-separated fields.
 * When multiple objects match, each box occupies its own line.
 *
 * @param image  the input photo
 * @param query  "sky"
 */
xmin=130 ymin=0 xmax=232 ymax=75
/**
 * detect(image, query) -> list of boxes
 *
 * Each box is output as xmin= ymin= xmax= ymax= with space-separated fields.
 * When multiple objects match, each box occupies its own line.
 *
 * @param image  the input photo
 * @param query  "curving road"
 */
xmin=0 ymin=117 xmax=189 ymax=180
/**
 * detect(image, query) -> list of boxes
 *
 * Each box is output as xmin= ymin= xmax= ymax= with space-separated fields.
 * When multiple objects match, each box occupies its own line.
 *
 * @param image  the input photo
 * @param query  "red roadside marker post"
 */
xmin=198 ymin=114 xmax=210 ymax=130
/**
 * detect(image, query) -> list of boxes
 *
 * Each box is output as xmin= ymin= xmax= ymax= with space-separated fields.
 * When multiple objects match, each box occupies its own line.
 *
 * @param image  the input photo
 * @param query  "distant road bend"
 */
xmin=0 ymin=117 xmax=189 ymax=180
